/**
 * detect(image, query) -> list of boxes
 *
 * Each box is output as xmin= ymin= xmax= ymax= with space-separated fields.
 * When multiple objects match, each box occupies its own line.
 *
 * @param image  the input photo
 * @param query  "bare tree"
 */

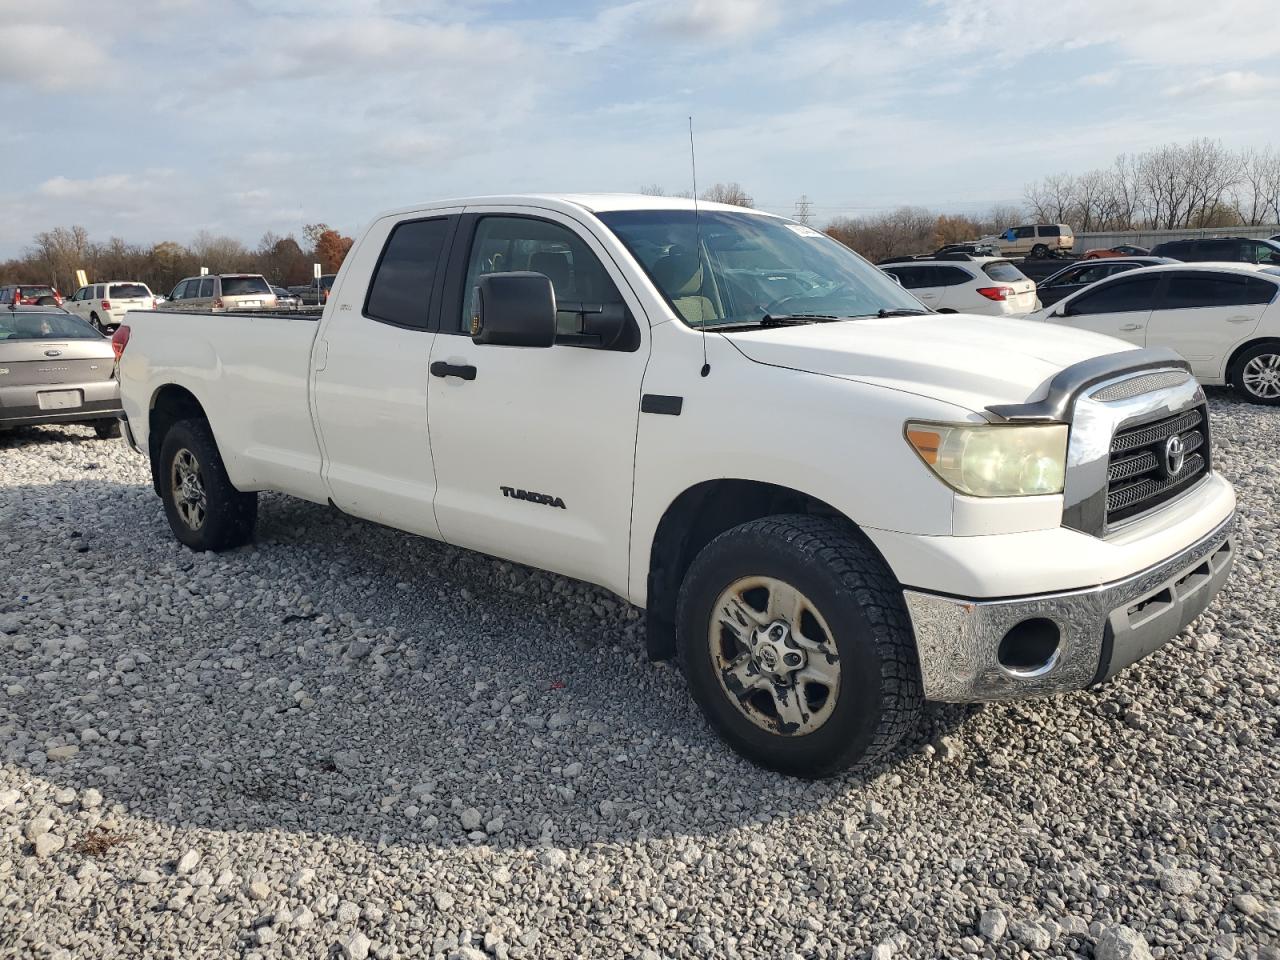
xmin=701 ymin=182 xmax=753 ymax=207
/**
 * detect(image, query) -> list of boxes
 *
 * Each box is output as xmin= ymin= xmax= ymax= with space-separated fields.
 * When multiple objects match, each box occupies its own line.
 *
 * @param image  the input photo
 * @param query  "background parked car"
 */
xmin=1082 ymin=244 xmax=1151 ymax=259
xmin=879 ymin=256 xmax=1037 ymax=316
xmin=159 ymin=274 xmax=277 ymax=313
xmin=1150 ymin=236 xmax=1280 ymax=265
xmin=1027 ymin=262 xmax=1280 ymax=404
xmin=1035 ymin=257 xmax=1175 ymax=307
xmin=271 ymin=286 xmax=302 ymax=309
xmin=296 ymin=274 xmax=335 ymax=305
xmin=983 ymin=224 xmax=1075 ymax=258
xmin=0 ymin=284 xmax=63 ymax=306
xmin=63 ymin=281 xmax=156 ymax=332
xmin=0 ymin=307 xmax=121 ymax=438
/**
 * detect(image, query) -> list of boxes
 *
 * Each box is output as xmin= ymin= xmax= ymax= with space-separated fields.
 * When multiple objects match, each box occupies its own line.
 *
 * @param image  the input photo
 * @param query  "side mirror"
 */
xmin=470 ymin=272 xmax=557 ymax=348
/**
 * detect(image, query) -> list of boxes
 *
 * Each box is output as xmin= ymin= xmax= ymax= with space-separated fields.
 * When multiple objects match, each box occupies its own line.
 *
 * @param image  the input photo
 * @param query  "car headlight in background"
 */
xmin=905 ymin=421 xmax=1068 ymax=497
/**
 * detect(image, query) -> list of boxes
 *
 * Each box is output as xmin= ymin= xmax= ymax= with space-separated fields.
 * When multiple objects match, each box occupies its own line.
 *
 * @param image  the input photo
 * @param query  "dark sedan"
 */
xmin=1035 ymin=257 xmax=1175 ymax=308
xmin=0 ymin=307 xmax=121 ymax=438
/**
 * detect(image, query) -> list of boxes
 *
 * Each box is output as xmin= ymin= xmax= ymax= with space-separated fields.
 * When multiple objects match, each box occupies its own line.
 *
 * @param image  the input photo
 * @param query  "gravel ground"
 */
xmin=2 ymin=391 xmax=1278 ymax=960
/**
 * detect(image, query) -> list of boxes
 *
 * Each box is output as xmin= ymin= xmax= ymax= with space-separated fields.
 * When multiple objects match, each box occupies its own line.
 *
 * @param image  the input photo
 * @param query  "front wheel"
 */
xmin=158 ymin=418 xmax=258 ymax=550
xmin=1231 ymin=343 xmax=1280 ymax=405
xmin=677 ymin=515 xmax=922 ymax=778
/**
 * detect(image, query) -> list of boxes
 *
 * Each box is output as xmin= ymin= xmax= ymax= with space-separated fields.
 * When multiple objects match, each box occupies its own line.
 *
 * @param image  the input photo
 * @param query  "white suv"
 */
xmin=1027 ymin=262 xmax=1280 ymax=404
xmin=880 ymin=256 xmax=1038 ymax=316
xmin=64 ymin=281 xmax=156 ymax=332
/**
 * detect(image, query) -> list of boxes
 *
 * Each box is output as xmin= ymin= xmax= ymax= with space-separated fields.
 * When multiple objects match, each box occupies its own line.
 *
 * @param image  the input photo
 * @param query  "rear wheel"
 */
xmin=1030 ymin=243 xmax=1049 ymax=259
xmin=1231 ymin=343 xmax=1280 ymax=405
xmin=89 ymin=313 xmax=104 ymax=332
xmin=92 ymin=419 xmax=120 ymax=440
xmin=677 ymin=515 xmax=922 ymax=778
xmin=158 ymin=418 xmax=258 ymax=550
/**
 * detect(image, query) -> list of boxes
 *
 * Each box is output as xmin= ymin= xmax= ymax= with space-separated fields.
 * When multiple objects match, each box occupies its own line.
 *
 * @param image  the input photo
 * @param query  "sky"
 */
xmin=2 ymin=0 xmax=1278 ymax=256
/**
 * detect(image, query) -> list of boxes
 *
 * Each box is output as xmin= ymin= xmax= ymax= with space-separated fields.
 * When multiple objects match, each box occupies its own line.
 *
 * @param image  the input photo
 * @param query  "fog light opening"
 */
xmin=997 ymin=618 xmax=1062 ymax=677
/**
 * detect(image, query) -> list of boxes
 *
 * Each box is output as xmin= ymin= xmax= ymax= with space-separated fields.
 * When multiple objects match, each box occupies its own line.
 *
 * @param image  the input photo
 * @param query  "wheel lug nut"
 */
xmin=784 ymin=653 xmax=802 ymax=667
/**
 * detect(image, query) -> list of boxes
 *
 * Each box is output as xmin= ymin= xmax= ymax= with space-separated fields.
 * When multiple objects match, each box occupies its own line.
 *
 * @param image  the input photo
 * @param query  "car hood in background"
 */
xmin=723 ymin=313 xmax=1136 ymax=413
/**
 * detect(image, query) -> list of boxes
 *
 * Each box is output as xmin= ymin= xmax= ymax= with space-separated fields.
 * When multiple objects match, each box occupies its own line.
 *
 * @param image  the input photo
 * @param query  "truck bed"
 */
xmin=119 ymin=308 xmax=331 ymax=504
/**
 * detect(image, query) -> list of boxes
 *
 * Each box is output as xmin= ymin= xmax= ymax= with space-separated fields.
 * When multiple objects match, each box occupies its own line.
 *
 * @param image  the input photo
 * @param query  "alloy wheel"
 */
xmin=1242 ymin=353 xmax=1280 ymax=399
xmin=170 ymin=448 xmax=208 ymax=530
xmin=709 ymin=575 xmax=841 ymax=736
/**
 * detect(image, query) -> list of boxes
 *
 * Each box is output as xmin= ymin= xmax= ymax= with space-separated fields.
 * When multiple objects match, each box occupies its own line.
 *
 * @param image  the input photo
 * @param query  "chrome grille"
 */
xmin=1106 ymin=406 xmax=1210 ymax=524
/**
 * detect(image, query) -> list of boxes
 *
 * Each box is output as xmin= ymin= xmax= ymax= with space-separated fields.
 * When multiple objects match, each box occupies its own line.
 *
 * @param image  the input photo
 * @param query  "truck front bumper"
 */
xmin=903 ymin=512 xmax=1235 ymax=702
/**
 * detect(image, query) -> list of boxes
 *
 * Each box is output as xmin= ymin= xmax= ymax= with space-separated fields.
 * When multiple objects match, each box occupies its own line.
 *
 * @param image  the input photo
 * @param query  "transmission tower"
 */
xmin=793 ymin=195 xmax=814 ymax=224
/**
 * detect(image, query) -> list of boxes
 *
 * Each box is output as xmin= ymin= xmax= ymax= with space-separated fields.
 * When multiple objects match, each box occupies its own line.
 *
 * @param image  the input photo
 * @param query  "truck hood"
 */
xmin=723 ymin=313 xmax=1137 ymax=413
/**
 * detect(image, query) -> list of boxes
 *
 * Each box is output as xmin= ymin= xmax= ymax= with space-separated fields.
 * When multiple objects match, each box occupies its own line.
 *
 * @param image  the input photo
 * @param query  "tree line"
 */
xmin=0 ymin=223 xmax=354 ymax=297
xmin=1023 ymin=139 xmax=1280 ymax=232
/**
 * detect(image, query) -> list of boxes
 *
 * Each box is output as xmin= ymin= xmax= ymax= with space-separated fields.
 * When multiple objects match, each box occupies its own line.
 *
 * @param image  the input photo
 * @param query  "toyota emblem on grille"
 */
xmin=1164 ymin=434 xmax=1186 ymax=477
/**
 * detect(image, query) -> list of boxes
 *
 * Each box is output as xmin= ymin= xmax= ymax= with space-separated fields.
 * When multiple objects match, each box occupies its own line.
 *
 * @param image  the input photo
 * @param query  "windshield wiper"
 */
xmin=758 ymin=313 xmax=840 ymax=326
xmin=703 ymin=313 xmax=840 ymax=332
xmin=874 ymin=308 xmax=930 ymax=318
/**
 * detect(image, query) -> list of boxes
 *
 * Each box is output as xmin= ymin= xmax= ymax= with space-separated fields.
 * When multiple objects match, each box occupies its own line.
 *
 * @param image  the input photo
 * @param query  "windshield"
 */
xmin=221 ymin=276 xmax=271 ymax=296
xmin=0 ymin=311 xmax=101 ymax=340
xmin=598 ymin=209 xmax=925 ymax=327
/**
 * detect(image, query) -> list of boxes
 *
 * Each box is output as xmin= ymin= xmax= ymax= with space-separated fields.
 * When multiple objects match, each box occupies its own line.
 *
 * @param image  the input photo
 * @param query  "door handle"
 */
xmin=430 ymin=361 xmax=477 ymax=381
xmin=1226 ymin=315 xmax=1255 ymax=323
xmin=1119 ymin=323 xmax=1143 ymax=331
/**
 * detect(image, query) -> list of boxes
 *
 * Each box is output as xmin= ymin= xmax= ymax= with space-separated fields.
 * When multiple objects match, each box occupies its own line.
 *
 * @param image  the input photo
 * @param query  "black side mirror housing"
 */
xmin=471 ymin=272 xmax=557 ymax=348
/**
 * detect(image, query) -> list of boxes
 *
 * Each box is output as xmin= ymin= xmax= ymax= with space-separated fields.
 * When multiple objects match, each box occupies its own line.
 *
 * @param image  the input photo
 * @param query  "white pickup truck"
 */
xmin=115 ymin=194 xmax=1237 ymax=777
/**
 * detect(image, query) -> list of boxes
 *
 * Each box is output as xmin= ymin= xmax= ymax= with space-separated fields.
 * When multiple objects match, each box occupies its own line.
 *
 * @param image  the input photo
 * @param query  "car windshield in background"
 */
xmin=598 ymin=209 xmax=924 ymax=328
xmin=982 ymin=262 xmax=1027 ymax=282
xmin=0 ymin=311 xmax=100 ymax=340
xmin=221 ymin=276 xmax=271 ymax=296
xmin=110 ymin=284 xmax=150 ymax=298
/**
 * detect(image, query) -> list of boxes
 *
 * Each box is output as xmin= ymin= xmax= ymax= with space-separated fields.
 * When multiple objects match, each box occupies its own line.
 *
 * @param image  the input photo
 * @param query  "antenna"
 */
xmin=689 ymin=117 xmax=710 ymax=377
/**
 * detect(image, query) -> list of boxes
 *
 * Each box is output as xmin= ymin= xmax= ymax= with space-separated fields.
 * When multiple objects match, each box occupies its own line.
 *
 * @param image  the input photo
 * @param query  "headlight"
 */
xmin=905 ymin=421 xmax=1068 ymax=497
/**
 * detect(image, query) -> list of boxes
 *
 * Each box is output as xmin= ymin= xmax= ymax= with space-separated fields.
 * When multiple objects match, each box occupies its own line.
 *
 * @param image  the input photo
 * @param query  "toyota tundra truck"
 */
xmin=114 ymin=194 xmax=1237 ymax=777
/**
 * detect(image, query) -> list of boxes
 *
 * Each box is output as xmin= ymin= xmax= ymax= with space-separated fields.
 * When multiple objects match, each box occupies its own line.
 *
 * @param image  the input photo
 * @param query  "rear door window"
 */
xmin=1013 ymin=226 xmax=1035 ymax=239
xmin=1069 ymin=275 xmax=1161 ymax=315
xmin=1163 ymin=273 xmax=1277 ymax=308
xmin=364 ymin=217 xmax=452 ymax=329
xmin=934 ymin=266 xmax=972 ymax=287
xmin=198 ymin=278 xmax=214 ymax=298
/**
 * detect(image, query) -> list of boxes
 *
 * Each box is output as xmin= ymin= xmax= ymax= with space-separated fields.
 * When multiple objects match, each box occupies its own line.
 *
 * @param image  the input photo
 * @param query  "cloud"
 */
xmin=651 ymin=0 xmax=783 ymax=40
xmin=1167 ymin=71 xmax=1274 ymax=99
xmin=0 ymin=25 xmax=108 ymax=92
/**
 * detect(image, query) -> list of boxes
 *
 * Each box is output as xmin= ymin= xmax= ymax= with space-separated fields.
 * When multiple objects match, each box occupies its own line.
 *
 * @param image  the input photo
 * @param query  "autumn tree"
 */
xmin=313 ymin=229 xmax=354 ymax=274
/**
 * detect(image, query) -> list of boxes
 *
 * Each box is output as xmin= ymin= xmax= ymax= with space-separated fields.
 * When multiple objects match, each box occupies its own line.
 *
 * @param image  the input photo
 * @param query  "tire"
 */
xmin=1230 ymin=342 xmax=1280 ymax=405
xmin=92 ymin=419 xmax=120 ymax=440
xmin=676 ymin=514 xmax=922 ymax=778
xmin=89 ymin=313 xmax=104 ymax=332
xmin=1030 ymin=244 xmax=1049 ymax=259
xmin=158 ymin=418 xmax=258 ymax=550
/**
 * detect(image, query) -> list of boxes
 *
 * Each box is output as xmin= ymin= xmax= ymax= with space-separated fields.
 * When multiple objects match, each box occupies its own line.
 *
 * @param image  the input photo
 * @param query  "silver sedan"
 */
xmin=0 ymin=307 xmax=122 ymax=438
